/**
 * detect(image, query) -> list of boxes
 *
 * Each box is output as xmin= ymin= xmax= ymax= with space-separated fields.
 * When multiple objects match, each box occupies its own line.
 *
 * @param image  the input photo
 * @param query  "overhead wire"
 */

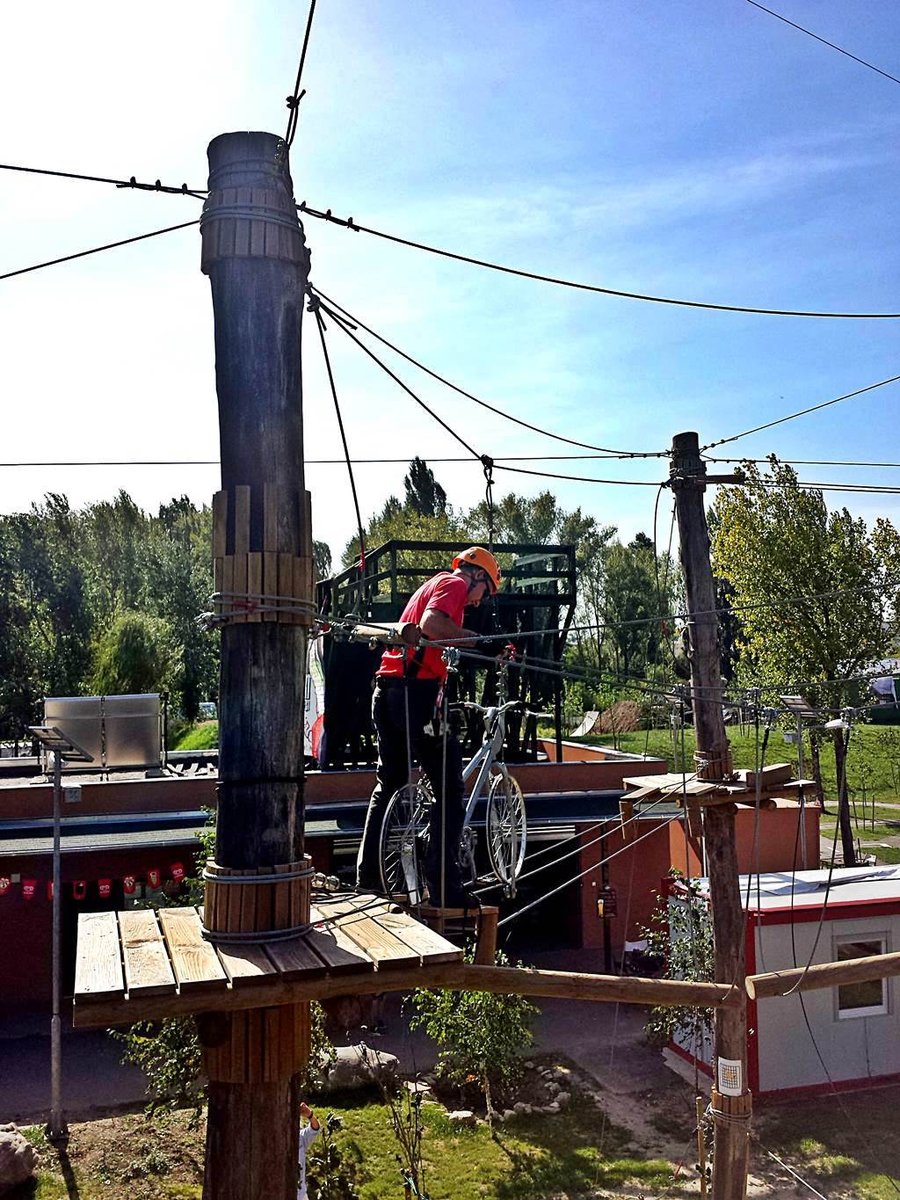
xmin=497 ymin=815 xmax=681 ymax=928
xmin=308 ymin=286 xmax=665 ymax=459
xmin=0 ymin=219 xmax=200 ymax=283
xmin=0 ymin=162 xmax=207 ymax=197
xmin=298 ymin=203 xmax=900 ymax=320
xmin=700 ymin=373 xmax=900 ymax=451
xmin=308 ymin=292 xmax=368 ymax=571
xmin=284 ymin=0 xmax=318 ymax=149
xmin=745 ymin=0 xmax=900 ymax=88
xmin=313 ymin=294 xmax=484 ymax=459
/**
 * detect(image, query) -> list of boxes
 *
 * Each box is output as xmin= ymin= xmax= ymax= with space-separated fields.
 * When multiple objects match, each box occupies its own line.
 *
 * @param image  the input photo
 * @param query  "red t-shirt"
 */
xmin=378 ymin=572 xmax=468 ymax=682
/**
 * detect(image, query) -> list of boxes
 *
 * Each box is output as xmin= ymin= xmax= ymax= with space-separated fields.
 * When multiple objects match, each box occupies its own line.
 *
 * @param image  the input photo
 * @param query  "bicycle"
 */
xmin=378 ymin=683 xmax=532 ymax=905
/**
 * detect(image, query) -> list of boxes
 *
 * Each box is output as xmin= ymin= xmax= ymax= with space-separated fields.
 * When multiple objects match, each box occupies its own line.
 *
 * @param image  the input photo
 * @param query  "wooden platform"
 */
xmin=623 ymin=763 xmax=818 ymax=809
xmin=72 ymin=892 xmax=463 ymax=1028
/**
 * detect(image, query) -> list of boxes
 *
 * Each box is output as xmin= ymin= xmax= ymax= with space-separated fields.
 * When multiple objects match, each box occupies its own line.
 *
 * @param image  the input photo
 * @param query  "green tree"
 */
xmin=712 ymin=458 xmax=900 ymax=865
xmin=712 ymin=459 xmax=900 ymax=697
xmin=404 ymin=456 xmax=447 ymax=517
xmin=146 ymin=498 xmax=218 ymax=721
xmin=90 ymin=609 xmax=181 ymax=696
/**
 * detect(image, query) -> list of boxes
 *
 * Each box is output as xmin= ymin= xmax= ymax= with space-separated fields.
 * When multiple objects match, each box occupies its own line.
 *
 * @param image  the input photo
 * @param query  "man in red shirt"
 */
xmin=356 ymin=547 xmax=502 ymax=906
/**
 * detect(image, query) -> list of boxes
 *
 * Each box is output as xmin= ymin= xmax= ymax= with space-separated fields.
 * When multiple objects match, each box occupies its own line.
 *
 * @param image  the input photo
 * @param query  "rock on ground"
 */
xmin=325 ymin=1043 xmax=400 ymax=1091
xmin=0 ymin=1126 xmax=37 ymax=1194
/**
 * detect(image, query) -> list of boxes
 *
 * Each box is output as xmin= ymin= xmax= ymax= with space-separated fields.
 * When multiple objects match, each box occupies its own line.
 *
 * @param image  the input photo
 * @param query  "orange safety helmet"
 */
xmin=452 ymin=546 xmax=501 ymax=594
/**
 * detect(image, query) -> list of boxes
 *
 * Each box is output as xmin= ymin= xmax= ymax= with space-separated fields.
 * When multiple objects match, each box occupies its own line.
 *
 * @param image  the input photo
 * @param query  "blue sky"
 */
xmin=2 ymin=0 xmax=898 ymax=564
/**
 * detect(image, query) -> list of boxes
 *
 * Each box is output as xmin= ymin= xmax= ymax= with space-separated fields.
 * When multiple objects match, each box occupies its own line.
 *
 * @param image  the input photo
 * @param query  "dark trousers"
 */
xmin=356 ymin=678 xmax=465 ymax=896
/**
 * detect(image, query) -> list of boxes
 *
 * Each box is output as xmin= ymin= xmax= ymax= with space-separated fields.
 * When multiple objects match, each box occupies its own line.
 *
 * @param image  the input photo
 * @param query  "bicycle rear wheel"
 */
xmin=379 ymin=783 xmax=432 ymax=904
xmin=486 ymin=770 xmax=527 ymax=897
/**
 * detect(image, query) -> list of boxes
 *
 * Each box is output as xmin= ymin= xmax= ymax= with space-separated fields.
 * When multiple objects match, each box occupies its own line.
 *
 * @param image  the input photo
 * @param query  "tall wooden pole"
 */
xmin=670 ymin=432 xmax=751 ymax=1200
xmin=199 ymin=131 xmax=314 ymax=1200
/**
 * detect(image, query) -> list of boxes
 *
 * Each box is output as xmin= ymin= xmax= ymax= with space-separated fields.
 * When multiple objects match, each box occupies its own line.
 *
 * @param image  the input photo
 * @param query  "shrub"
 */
xmin=408 ymin=948 xmax=538 ymax=1120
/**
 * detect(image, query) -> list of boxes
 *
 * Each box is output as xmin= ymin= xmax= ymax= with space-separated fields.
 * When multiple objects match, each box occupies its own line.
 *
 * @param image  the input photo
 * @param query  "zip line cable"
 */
xmin=497 ymin=815 xmax=681 ymax=928
xmin=309 ymin=286 xmax=665 ymax=459
xmin=8 ymin=453 xmax=900 ymax=495
xmin=284 ymin=0 xmax=317 ymax=149
xmin=298 ymin=203 xmax=900 ymax=320
xmin=0 ymin=219 xmax=200 ymax=283
xmin=0 ymin=162 xmax=207 ymax=197
xmin=700 ymin=373 xmax=900 ymax=451
xmin=491 ymin=461 xmax=661 ymax=487
xmin=308 ymin=294 xmax=367 ymax=570
xmin=314 ymin=295 xmax=484 ymax=460
xmin=706 ymin=457 xmax=900 ymax=470
xmin=745 ymin=0 xmax=900 ymax=88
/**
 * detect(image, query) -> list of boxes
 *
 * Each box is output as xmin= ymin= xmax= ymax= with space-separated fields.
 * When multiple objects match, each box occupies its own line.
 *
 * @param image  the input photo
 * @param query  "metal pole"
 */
xmin=47 ymin=748 xmax=67 ymax=1144
xmin=796 ymin=716 xmax=807 ymax=865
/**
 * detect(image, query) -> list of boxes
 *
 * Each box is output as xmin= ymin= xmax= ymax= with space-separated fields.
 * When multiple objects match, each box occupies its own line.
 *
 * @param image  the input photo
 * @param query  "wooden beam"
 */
xmin=73 ymin=962 xmax=740 ymax=1029
xmin=747 ymin=950 xmax=900 ymax=1000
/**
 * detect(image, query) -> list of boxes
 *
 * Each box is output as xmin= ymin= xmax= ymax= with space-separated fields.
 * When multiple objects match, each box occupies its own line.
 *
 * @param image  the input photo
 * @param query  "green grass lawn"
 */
xmin=327 ymin=1093 xmax=677 ymax=1200
xmin=172 ymin=721 xmax=219 ymax=751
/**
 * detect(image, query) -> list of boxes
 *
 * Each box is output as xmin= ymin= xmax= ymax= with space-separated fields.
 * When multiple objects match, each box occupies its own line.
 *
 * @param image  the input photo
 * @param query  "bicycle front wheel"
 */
xmin=379 ymin=783 xmax=432 ymax=904
xmin=486 ymin=771 xmax=527 ymax=897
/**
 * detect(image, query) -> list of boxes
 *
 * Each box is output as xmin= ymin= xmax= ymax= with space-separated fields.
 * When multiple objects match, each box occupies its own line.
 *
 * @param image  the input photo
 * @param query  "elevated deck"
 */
xmin=73 ymin=892 xmax=463 ymax=1028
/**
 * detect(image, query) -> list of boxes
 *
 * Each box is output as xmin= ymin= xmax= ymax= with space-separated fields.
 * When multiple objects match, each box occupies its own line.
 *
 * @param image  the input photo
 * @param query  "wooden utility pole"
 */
xmin=199 ymin=131 xmax=315 ymax=1200
xmin=670 ymin=432 xmax=751 ymax=1200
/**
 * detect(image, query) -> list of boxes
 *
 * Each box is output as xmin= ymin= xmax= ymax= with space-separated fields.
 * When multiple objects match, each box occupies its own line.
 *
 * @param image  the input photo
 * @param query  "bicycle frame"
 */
xmin=459 ymin=702 xmax=516 ymax=828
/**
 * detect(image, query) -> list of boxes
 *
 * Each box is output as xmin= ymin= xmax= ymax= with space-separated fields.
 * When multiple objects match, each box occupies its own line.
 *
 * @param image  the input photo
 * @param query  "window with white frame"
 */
xmin=834 ymin=934 xmax=888 ymax=1019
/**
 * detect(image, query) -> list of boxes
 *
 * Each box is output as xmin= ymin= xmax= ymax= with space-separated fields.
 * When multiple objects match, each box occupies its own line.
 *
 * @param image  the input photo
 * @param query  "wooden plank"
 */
xmin=364 ymin=900 xmax=463 ymax=965
xmin=158 ymin=906 xmax=228 ymax=992
xmin=118 ymin=909 xmax=176 ymax=998
xmin=216 ymin=942 xmax=279 ymax=988
xmin=212 ymin=490 xmax=227 ymax=557
xmin=247 ymin=552 xmax=262 ymax=623
xmin=266 ymin=935 xmax=329 ymax=981
xmin=308 ymin=902 xmax=376 ymax=974
xmin=74 ymin=911 xmax=124 ymax=1002
xmin=314 ymin=895 xmax=420 ymax=970
xmin=741 ymin=762 xmax=793 ymax=790
xmin=263 ymin=552 xmax=278 ymax=623
xmin=233 ymin=485 xmax=251 ymax=553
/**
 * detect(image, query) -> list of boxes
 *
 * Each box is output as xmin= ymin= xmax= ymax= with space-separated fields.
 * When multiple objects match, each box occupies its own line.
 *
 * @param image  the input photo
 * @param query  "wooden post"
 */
xmin=670 ymin=432 xmax=751 ymax=1200
xmin=200 ymin=130 xmax=313 ymax=1200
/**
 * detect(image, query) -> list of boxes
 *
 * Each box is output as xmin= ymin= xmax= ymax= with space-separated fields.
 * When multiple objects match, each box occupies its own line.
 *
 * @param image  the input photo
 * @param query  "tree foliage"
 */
xmin=408 ymin=949 xmax=538 ymax=1119
xmin=90 ymin=610 xmax=180 ymax=697
xmin=0 ymin=492 xmax=219 ymax=737
xmin=641 ymin=873 xmax=714 ymax=1052
xmin=711 ymin=458 xmax=900 ymax=703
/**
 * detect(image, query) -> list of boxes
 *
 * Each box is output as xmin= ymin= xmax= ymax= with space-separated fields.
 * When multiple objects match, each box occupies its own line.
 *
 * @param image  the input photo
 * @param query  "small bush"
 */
xmin=408 ymin=949 xmax=538 ymax=1120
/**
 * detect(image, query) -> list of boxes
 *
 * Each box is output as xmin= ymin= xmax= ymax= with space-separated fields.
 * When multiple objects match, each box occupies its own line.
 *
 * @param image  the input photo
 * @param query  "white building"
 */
xmin=669 ymin=867 xmax=900 ymax=1098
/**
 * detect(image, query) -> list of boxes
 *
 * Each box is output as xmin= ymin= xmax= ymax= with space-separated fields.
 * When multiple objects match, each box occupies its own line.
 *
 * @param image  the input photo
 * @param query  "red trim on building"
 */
xmin=757 ymin=1070 xmax=900 ymax=1102
xmin=752 ymin=898 xmax=900 ymax=926
xmin=667 ymin=1039 xmax=713 ymax=1077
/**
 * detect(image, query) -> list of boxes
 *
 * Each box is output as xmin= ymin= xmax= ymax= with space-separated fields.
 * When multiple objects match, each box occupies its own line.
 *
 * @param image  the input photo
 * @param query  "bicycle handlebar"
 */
xmin=457 ymin=700 xmax=523 ymax=716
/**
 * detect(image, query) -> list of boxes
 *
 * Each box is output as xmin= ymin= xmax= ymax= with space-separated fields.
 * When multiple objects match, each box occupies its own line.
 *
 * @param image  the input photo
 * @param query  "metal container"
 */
xmin=42 ymin=693 xmax=161 ymax=771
